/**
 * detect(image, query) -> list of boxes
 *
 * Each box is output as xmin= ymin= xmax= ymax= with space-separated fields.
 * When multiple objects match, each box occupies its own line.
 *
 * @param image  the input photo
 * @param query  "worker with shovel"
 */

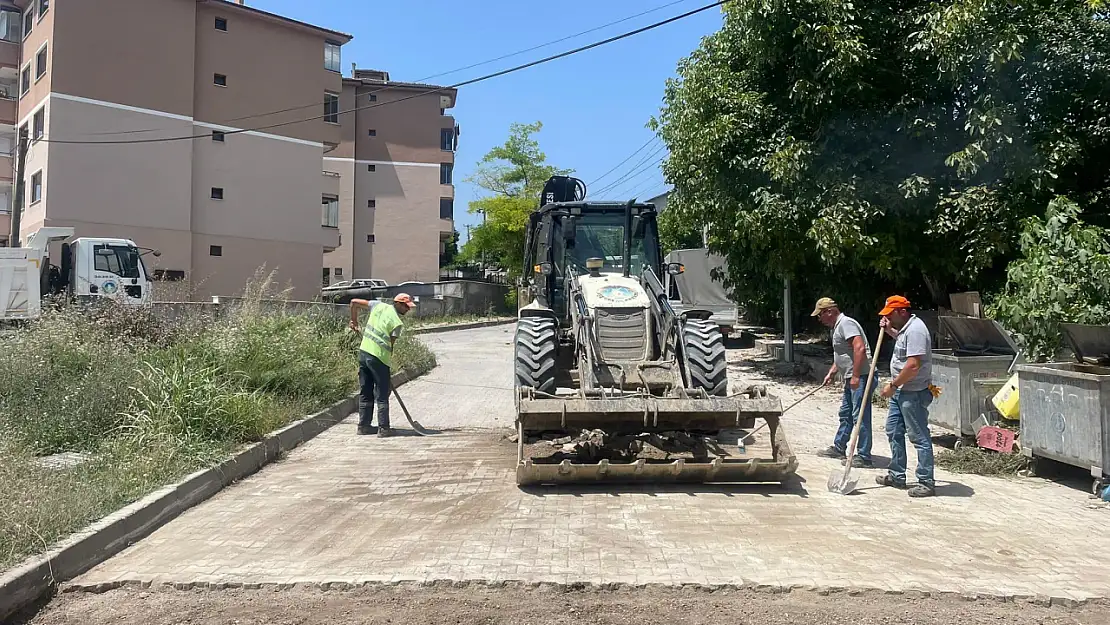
xmin=349 ymin=293 xmax=416 ymax=438
xmin=875 ymin=295 xmax=937 ymax=498
xmin=812 ymin=297 xmax=874 ymax=468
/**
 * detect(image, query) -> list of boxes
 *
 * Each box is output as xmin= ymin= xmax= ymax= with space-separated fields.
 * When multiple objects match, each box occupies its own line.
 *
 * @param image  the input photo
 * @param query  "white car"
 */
xmin=322 ymin=278 xmax=389 ymax=292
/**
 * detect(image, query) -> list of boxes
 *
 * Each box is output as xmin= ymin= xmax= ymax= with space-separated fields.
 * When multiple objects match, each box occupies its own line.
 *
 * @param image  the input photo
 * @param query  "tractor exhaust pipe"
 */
xmin=623 ymin=200 xmax=634 ymax=278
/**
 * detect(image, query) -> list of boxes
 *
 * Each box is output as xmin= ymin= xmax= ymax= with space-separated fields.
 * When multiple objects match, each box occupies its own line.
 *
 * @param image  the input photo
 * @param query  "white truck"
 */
xmin=663 ymin=248 xmax=739 ymax=336
xmin=0 ymin=227 xmax=156 ymax=321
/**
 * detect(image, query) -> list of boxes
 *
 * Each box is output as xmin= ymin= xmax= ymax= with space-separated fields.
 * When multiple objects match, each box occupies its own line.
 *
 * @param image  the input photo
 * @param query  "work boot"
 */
xmin=875 ymin=474 xmax=906 ymax=489
xmin=377 ymin=427 xmax=394 ymax=438
xmin=842 ymin=456 xmax=874 ymax=469
xmin=816 ymin=446 xmax=846 ymax=459
xmin=357 ymin=425 xmax=377 ymax=436
xmin=908 ymin=484 xmax=936 ymax=498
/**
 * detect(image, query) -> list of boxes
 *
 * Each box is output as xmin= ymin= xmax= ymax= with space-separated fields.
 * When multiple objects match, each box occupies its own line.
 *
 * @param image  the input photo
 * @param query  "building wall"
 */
xmin=366 ymin=163 xmax=442 ymax=284
xmin=322 ymin=157 xmax=355 ymax=280
xmin=8 ymin=0 xmax=349 ymax=300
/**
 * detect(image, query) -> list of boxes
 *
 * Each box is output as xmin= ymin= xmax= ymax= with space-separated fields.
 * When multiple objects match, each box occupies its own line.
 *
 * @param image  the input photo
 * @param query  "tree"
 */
xmin=652 ymin=1 xmax=1110 ymax=324
xmin=459 ymin=122 xmax=571 ymax=276
xmin=439 ymin=229 xmax=460 ymax=268
xmin=989 ymin=197 xmax=1110 ymax=361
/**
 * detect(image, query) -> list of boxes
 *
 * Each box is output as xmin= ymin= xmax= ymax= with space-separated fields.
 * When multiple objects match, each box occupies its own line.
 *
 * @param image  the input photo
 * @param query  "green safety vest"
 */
xmin=360 ymin=302 xmax=403 ymax=367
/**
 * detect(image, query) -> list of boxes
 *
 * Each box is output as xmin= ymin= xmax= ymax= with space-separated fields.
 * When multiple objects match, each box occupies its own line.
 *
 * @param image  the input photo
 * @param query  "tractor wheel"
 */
xmin=681 ymin=319 xmax=728 ymax=396
xmin=514 ymin=317 xmax=557 ymax=396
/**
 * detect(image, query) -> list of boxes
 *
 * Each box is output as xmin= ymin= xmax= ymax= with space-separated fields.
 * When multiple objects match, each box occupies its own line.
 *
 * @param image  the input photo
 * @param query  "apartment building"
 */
xmin=323 ymin=68 xmax=458 ymax=286
xmin=1 ymin=0 xmax=351 ymax=299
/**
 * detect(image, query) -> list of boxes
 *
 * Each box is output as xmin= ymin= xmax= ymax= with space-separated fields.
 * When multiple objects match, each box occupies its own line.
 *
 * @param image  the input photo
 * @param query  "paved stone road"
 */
xmin=74 ymin=326 xmax=1110 ymax=602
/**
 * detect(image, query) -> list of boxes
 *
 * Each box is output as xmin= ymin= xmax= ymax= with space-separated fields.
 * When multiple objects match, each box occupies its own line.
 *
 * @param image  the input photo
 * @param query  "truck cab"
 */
xmin=63 ymin=237 xmax=153 ymax=305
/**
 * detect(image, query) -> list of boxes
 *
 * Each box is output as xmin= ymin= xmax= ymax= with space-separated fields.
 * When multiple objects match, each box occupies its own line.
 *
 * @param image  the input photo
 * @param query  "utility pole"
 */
xmin=8 ymin=127 xmax=28 ymax=247
xmin=783 ymin=276 xmax=794 ymax=363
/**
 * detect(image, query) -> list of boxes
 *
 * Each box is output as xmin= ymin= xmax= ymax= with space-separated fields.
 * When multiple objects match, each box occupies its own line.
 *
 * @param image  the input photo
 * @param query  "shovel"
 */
xmin=390 ymin=386 xmax=432 ymax=436
xmin=827 ymin=328 xmax=886 ymax=495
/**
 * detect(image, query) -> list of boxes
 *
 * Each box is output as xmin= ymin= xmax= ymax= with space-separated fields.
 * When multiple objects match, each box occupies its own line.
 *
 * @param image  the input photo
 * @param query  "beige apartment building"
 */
xmin=322 ymin=68 xmax=458 ymax=286
xmin=0 ymin=0 xmax=352 ymax=299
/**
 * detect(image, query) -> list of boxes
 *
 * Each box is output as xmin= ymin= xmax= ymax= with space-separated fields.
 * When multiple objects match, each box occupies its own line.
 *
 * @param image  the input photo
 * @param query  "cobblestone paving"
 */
xmin=73 ymin=328 xmax=1110 ymax=601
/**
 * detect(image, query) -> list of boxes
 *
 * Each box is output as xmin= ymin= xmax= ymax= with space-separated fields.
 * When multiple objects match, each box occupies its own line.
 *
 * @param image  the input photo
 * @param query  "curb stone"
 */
xmin=55 ymin=579 xmax=1104 ymax=608
xmin=0 ymin=315 xmax=500 ymax=621
xmin=410 ymin=318 xmax=515 ymax=335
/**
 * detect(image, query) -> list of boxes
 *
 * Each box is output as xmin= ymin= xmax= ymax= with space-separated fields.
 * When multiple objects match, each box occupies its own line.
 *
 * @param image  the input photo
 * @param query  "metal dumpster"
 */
xmin=1018 ymin=323 xmax=1110 ymax=494
xmin=930 ymin=317 xmax=1019 ymax=445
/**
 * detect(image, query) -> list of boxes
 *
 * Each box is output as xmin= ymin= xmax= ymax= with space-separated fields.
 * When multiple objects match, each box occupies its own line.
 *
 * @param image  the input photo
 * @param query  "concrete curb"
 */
xmin=410 ymin=318 xmax=515 ymax=335
xmin=0 ymin=362 xmax=436 ymax=621
xmin=60 ymin=578 xmax=1105 ymax=608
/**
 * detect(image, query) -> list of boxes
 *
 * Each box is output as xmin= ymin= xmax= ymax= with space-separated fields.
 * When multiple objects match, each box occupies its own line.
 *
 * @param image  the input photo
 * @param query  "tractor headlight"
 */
xmin=667 ymin=262 xmax=685 ymax=276
xmin=535 ymin=262 xmax=554 ymax=276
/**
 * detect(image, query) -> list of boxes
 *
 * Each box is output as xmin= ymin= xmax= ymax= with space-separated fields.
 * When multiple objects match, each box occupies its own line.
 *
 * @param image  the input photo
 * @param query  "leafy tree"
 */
xmin=652 ymin=1 xmax=1110 ymax=325
xmin=989 ymin=197 xmax=1110 ymax=361
xmin=439 ymin=229 xmax=460 ymax=268
xmin=459 ymin=122 xmax=571 ymax=276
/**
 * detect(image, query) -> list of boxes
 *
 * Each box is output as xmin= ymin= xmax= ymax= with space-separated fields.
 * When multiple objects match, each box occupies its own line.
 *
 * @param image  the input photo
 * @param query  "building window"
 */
xmin=32 ymin=107 xmax=44 ymax=142
xmin=366 ymin=234 xmax=375 ymax=243
xmin=210 ymin=245 xmax=222 ymax=257
xmin=0 ymin=9 xmax=20 ymax=43
xmin=367 ymin=164 xmax=376 ymax=172
xmin=334 ymin=267 xmax=343 ymax=277
xmin=368 ymin=129 xmax=376 ymax=137
xmin=211 ymin=130 xmax=225 ymax=142
xmin=441 ymin=129 xmax=454 ymax=151
xmin=440 ymin=198 xmax=453 ymax=220
xmin=19 ymin=122 xmax=27 ymax=143
xmin=30 ymin=170 xmax=41 ymax=204
xmin=368 ymin=199 xmax=376 ymax=208
xmin=22 ymin=9 xmax=31 ymax=39
xmin=440 ymin=163 xmax=453 ymax=185
xmin=322 ymin=195 xmax=339 ymax=228
xmin=322 ymin=268 xmax=330 ymax=287
xmin=213 ymin=73 xmax=227 ymax=87
xmin=153 ymin=269 xmax=185 ymax=281
xmin=19 ymin=64 xmax=29 ymax=97
xmin=34 ymin=44 xmax=46 ymax=81
xmin=211 ymin=187 xmax=224 ymax=200
xmin=214 ymin=17 xmax=227 ymax=31
xmin=368 ymin=93 xmax=377 ymax=102
xmin=324 ymin=41 xmax=341 ymax=73
xmin=37 ymin=0 xmax=48 ymax=19
xmin=324 ymin=92 xmax=339 ymax=124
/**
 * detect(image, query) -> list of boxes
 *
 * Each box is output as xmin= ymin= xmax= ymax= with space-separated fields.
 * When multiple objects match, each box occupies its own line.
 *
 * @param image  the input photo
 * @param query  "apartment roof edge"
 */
xmin=207 ymin=0 xmax=353 ymax=42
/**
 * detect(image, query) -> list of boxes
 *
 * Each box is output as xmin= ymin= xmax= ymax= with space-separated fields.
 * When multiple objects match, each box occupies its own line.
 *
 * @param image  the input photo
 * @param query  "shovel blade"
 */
xmin=827 ymin=470 xmax=859 ymax=494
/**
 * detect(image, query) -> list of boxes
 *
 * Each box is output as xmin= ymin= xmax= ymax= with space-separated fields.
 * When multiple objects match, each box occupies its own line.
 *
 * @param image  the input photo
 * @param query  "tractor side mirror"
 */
xmin=633 ymin=215 xmax=645 ymax=239
xmin=666 ymin=262 xmax=685 ymax=276
xmin=563 ymin=217 xmax=577 ymax=243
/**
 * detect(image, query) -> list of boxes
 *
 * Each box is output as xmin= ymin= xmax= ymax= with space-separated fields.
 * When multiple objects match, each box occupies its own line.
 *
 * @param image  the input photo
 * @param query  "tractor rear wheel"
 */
xmin=681 ymin=319 xmax=728 ymax=396
xmin=514 ymin=317 xmax=557 ymax=396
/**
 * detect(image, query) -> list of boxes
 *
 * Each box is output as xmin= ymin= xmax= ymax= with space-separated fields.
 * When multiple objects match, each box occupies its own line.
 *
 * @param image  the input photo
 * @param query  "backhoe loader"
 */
xmin=512 ymin=176 xmax=797 ymax=486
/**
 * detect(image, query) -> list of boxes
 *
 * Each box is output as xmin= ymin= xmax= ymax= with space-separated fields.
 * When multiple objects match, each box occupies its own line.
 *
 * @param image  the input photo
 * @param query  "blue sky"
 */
xmin=253 ymin=0 xmax=724 ymax=242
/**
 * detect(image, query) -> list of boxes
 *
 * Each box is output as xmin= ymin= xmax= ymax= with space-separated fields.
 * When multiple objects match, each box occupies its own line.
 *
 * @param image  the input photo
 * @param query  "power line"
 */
xmin=65 ymin=0 xmax=707 ymax=139
xmin=587 ymin=135 xmax=660 ymax=187
xmin=594 ymin=154 xmax=667 ymax=199
xmin=591 ymin=145 xmax=667 ymax=197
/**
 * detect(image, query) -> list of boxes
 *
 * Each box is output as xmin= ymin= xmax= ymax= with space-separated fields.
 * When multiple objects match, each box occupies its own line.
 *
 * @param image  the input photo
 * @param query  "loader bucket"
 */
xmin=515 ymin=395 xmax=797 ymax=486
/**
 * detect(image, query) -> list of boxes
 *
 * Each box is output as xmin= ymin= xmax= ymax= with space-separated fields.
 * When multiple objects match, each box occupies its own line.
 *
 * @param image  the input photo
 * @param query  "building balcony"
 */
xmin=0 ymin=96 xmax=15 ymax=126
xmin=0 ymin=154 xmax=11 ymax=183
xmin=0 ymin=210 xmax=9 ymax=240
xmin=439 ymin=217 xmax=453 ymax=235
xmin=0 ymin=40 xmax=18 ymax=71
xmin=320 ymin=225 xmax=341 ymax=252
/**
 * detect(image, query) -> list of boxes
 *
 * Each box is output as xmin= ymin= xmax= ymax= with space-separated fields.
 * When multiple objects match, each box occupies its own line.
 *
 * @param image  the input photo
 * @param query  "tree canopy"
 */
xmin=459 ymin=122 xmax=570 ymax=275
xmin=653 ymin=0 xmax=1110 ymax=324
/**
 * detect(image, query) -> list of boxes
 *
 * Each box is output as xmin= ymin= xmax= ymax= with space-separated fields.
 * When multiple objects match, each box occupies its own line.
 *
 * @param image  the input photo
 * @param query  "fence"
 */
xmin=153 ymin=280 xmax=514 ymax=323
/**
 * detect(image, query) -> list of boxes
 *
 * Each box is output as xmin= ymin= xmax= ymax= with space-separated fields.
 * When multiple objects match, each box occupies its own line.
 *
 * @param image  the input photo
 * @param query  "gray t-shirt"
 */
xmin=890 ymin=315 xmax=932 ymax=392
xmin=831 ymin=314 xmax=871 ymax=376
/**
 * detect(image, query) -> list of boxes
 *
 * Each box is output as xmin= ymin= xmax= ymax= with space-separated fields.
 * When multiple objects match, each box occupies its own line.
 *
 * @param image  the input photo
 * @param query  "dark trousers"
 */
xmin=358 ymin=350 xmax=391 ymax=429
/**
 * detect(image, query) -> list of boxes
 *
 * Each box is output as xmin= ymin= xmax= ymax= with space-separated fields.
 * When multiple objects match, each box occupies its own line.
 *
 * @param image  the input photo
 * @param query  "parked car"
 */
xmin=322 ymin=278 xmax=388 ymax=293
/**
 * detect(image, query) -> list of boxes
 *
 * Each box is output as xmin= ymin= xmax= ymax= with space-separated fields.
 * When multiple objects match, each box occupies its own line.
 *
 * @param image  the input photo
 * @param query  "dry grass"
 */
xmin=935 ymin=447 xmax=1029 ymax=476
xmin=0 ymin=278 xmax=438 ymax=571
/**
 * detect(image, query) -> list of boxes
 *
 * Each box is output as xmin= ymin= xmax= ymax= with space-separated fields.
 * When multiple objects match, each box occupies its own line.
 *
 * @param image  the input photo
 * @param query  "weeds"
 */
xmin=0 ymin=278 xmax=438 ymax=570
xmin=935 ymin=447 xmax=1029 ymax=476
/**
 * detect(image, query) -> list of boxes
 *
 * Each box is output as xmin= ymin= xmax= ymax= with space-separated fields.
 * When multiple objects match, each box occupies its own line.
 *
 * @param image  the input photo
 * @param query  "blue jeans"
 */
xmin=886 ymin=388 xmax=935 ymax=487
xmin=358 ymin=350 xmax=391 ymax=429
xmin=833 ymin=378 xmax=872 ymax=462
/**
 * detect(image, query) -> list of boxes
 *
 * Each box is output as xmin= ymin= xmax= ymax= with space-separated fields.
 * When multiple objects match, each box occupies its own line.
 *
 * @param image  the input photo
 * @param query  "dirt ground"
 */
xmin=19 ymin=586 xmax=1108 ymax=625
